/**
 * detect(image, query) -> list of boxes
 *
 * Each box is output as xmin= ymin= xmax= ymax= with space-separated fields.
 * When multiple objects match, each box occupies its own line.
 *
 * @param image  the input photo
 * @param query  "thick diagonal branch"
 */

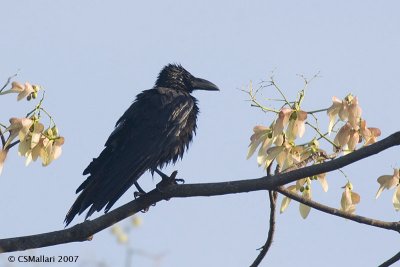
xmin=0 ymin=189 xmax=164 ymax=253
xmin=164 ymin=131 xmax=400 ymax=197
xmin=0 ymin=131 xmax=400 ymax=253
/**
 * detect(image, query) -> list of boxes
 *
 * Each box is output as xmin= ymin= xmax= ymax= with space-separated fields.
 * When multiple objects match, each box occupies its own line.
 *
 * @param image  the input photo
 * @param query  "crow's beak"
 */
xmin=192 ymin=77 xmax=219 ymax=91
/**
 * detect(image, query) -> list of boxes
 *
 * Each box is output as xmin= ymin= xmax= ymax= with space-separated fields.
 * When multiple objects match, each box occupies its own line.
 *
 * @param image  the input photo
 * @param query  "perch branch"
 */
xmin=0 ymin=131 xmax=400 ymax=253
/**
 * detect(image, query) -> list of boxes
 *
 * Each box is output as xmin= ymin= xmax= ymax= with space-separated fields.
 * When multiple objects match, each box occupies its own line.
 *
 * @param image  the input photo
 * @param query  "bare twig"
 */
xmin=306 ymin=108 xmax=328 ymax=114
xmin=5 ymin=140 xmax=20 ymax=150
xmin=1 ymin=131 xmax=400 ymax=253
xmin=269 ymin=77 xmax=291 ymax=106
xmin=306 ymin=121 xmax=338 ymax=148
xmin=0 ymin=73 xmax=18 ymax=93
xmin=379 ymin=251 xmax=400 ymax=267
xmin=0 ymin=128 xmax=6 ymax=147
xmin=244 ymin=84 xmax=279 ymax=113
xmin=250 ymin=164 xmax=277 ymax=267
xmin=275 ymin=186 xmax=400 ymax=232
xmin=249 ymin=190 xmax=277 ymax=267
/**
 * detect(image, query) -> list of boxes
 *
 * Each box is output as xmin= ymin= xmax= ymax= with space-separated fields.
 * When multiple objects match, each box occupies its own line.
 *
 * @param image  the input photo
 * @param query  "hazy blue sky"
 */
xmin=1 ymin=1 xmax=399 ymax=266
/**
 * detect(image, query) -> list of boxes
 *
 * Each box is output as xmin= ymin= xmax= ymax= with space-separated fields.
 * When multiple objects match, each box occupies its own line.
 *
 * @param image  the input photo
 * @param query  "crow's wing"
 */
xmin=65 ymin=87 xmax=196 ymax=225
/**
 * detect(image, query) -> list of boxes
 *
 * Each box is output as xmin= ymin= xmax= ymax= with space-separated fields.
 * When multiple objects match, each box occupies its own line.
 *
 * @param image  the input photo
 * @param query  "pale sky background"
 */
xmin=0 ymin=1 xmax=399 ymax=267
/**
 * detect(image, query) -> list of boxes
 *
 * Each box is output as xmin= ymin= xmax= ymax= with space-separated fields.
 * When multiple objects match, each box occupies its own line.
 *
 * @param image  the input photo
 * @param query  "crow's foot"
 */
xmin=133 ymin=181 xmax=151 ymax=211
xmin=134 ymin=191 xmax=145 ymax=199
xmin=140 ymin=206 xmax=150 ymax=213
xmin=133 ymin=181 xmax=146 ymax=200
xmin=156 ymin=170 xmax=183 ymax=192
xmin=134 ymin=181 xmax=146 ymax=195
xmin=153 ymin=169 xmax=170 ymax=180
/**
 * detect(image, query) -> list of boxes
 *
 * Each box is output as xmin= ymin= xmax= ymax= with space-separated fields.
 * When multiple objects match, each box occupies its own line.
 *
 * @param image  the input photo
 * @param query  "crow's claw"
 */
xmin=175 ymin=178 xmax=185 ymax=184
xmin=134 ymin=191 xmax=145 ymax=199
xmin=156 ymin=170 xmax=181 ymax=192
xmin=134 ymin=181 xmax=146 ymax=195
xmin=140 ymin=206 xmax=150 ymax=213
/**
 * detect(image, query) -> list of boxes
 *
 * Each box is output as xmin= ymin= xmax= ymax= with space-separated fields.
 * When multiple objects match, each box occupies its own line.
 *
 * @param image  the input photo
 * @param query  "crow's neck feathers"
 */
xmin=155 ymin=64 xmax=194 ymax=92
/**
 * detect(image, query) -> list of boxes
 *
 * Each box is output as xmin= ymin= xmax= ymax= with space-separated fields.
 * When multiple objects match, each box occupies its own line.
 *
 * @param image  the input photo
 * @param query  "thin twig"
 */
xmin=306 ymin=121 xmax=338 ymax=148
xmin=0 ymin=73 xmax=18 ymax=93
xmin=6 ymin=140 xmax=20 ymax=150
xmin=379 ymin=251 xmax=400 ymax=267
xmin=249 ymin=164 xmax=277 ymax=267
xmin=0 ymin=128 xmax=6 ymax=147
xmin=25 ymin=91 xmax=46 ymax=118
xmin=275 ymin=186 xmax=400 ymax=232
xmin=269 ymin=77 xmax=291 ymax=106
xmin=245 ymin=85 xmax=279 ymax=113
xmin=307 ymin=108 xmax=328 ymax=114
xmin=249 ymin=190 xmax=277 ymax=267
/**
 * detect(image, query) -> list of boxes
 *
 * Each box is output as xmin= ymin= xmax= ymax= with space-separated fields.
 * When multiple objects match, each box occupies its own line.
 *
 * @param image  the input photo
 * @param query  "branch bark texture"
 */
xmin=0 ymin=131 xmax=400 ymax=253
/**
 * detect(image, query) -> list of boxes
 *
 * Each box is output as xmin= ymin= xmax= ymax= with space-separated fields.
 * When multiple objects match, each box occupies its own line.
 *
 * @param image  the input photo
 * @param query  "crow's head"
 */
xmin=155 ymin=64 xmax=219 ymax=93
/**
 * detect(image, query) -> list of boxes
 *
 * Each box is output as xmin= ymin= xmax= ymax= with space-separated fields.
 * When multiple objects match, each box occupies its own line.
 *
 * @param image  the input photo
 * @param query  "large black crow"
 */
xmin=65 ymin=64 xmax=219 ymax=225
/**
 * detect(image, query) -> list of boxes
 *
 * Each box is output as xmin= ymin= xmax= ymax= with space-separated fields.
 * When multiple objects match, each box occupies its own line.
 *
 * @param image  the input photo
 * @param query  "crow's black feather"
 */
xmin=65 ymin=64 xmax=218 ymax=225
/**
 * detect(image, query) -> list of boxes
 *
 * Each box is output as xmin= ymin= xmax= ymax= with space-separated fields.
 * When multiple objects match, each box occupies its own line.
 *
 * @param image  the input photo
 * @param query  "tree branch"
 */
xmin=0 ymin=128 xmax=6 ymax=147
xmin=0 ymin=73 xmax=17 ymax=93
xmin=275 ymin=186 xmax=400 ymax=232
xmin=1 ymin=131 xmax=400 ymax=253
xmin=0 ymin=189 xmax=164 ymax=253
xmin=249 ymin=190 xmax=277 ymax=267
xmin=379 ymin=251 xmax=400 ymax=267
xmin=164 ymin=131 xmax=400 ymax=198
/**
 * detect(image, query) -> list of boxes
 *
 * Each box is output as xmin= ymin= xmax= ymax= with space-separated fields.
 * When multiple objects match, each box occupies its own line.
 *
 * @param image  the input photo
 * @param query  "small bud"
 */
xmin=51 ymin=126 xmax=59 ymax=136
xmin=132 ymin=216 xmax=143 ymax=227
xmin=117 ymin=233 xmax=128 ymax=244
xmin=300 ymin=187 xmax=304 ymax=192
xmin=32 ymin=85 xmax=40 ymax=92
xmin=30 ymin=115 xmax=39 ymax=123
xmin=345 ymin=93 xmax=354 ymax=103
xmin=27 ymin=94 xmax=32 ymax=101
xmin=348 ymin=182 xmax=353 ymax=190
xmin=45 ymin=128 xmax=53 ymax=137
xmin=289 ymin=111 xmax=298 ymax=121
xmin=32 ymin=92 xmax=38 ymax=99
